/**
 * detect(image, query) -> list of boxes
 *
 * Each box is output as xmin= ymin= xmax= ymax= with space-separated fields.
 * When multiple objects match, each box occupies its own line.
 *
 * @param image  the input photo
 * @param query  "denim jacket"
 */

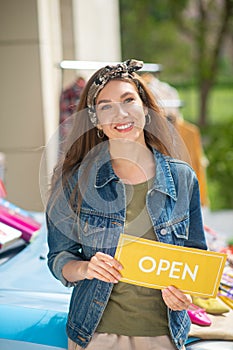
xmin=46 ymin=145 xmax=207 ymax=349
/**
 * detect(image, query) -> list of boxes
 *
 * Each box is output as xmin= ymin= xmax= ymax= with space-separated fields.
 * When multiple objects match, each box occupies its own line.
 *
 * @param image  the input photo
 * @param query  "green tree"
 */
xmin=119 ymin=0 xmax=194 ymax=81
xmin=120 ymin=0 xmax=233 ymax=125
xmin=170 ymin=0 xmax=233 ymax=126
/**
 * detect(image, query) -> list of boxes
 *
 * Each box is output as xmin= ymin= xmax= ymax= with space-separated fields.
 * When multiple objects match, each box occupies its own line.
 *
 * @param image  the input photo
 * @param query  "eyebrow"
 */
xmin=97 ymin=99 xmax=111 ymax=105
xmin=97 ymin=91 xmax=135 ymax=105
xmin=121 ymin=91 xmax=134 ymax=99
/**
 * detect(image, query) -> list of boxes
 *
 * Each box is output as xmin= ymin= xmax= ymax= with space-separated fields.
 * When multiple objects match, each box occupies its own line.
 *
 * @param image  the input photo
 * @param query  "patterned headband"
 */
xmin=87 ymin=59 xmax=144 ymax=126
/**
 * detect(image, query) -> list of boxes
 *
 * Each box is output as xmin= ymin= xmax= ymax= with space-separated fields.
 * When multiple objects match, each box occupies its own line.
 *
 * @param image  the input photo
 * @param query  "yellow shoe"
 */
xmin=192 ymin=296 xmax=230 ymax=315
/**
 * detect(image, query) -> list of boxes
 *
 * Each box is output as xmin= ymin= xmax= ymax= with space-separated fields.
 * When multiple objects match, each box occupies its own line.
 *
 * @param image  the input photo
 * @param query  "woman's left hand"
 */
xmin=162 ymin=285 xmax=192 ymax=311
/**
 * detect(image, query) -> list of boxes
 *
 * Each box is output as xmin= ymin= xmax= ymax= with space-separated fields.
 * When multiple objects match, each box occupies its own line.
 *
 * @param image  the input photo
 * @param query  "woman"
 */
xmin=46 ymin=59 xmax=207 ymax=350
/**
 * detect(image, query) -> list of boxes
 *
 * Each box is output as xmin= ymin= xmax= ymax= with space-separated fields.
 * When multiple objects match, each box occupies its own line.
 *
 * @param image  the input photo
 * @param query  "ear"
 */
xmin=96 ymin=124 xmax=103 ymax=130
xmin=143 ymin=106 xmax=148 ymax=115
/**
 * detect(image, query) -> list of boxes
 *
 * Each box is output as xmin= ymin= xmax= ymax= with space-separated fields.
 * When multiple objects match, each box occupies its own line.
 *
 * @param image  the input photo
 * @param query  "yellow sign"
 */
xmin=115 ymin=234 xmax=227 ymax=298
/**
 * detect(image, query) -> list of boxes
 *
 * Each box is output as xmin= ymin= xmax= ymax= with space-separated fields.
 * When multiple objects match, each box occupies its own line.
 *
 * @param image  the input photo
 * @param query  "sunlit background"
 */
xmin=0 ymin=0 xmax=232 ymax=214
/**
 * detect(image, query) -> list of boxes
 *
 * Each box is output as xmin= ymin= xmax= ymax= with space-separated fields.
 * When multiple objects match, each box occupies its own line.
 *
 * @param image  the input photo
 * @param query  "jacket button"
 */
xmin=160 ymin=228 xmax=167 ymax=235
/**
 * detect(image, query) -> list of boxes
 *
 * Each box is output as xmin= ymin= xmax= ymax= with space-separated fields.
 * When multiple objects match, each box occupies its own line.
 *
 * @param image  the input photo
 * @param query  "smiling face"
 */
xmin=95 ymin=79 xmax=148 ymax=145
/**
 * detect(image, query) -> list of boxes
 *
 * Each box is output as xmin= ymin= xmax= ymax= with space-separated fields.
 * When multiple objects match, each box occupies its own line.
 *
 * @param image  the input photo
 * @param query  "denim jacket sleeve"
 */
xmin=46 ymin=175 xmax=84 ymax=287
xmin=184 ymin=172 xmax=207 ymax=251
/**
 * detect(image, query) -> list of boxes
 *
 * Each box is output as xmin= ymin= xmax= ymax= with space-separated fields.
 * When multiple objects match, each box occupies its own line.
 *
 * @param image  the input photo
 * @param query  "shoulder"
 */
xmin=153 ymin=148 xmax=197 ymax=181
xmin=168 ymin=157 xmax=195 ymax=173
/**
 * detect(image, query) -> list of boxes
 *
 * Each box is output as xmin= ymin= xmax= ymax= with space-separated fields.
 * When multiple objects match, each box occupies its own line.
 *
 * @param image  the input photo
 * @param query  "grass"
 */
xmin=176 ymin=86 xmax=233 ymax=125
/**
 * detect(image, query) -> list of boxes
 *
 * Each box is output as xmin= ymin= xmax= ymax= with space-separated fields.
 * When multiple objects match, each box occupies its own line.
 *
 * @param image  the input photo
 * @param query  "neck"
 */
xmin=109 ymin=139 xmax=155 ymax=184
xmin=109 ymin=138 xmax=146 ymax=160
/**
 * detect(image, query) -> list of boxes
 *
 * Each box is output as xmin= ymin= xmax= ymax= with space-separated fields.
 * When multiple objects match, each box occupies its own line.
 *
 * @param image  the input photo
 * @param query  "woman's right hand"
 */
xmin=81 ymin=252 xmax=123 ymax=283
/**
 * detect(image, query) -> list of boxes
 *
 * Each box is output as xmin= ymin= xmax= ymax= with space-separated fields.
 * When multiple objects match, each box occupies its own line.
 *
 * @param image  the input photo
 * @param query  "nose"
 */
xmin=114 ymin=102 xmax=129 ymax=118
xmin=97 ymin=102 xmax=129 ymax=124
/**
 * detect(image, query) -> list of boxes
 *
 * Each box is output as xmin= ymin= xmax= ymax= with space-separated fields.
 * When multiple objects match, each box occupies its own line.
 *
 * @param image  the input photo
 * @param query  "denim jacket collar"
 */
xmin=93 ymin=145 xmax=177 ymax=201
xmin=152 ymin=149 xmax=177 ymax=201
xmin=95 ymin=147 xmax=118 ymax=188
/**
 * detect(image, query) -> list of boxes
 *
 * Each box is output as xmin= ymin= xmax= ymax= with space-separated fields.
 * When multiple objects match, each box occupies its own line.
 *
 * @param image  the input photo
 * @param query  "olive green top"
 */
xmin=96 ymin=179 xmax=169 ymax=336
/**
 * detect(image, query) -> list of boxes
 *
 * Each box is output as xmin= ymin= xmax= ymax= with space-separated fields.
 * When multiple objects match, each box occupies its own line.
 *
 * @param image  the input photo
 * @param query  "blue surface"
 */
xmin=0 ymin=215 xmax=71 ymax=348
xmin=0 ymin=305 xmax=67 ymax=348
xmin=0 ymin=213 xmax=215 ymax=349
xmin=0 ymin=338 xmax=66 ymax=350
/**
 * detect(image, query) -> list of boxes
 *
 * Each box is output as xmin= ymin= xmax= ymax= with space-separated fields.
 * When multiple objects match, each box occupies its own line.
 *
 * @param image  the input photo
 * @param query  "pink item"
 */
xmin=0 ymin=205 xmax=41 ymax=242
xmin=187 ymin=303 xmax=212 ymax=326
xmin=0 ymin=180 xmax=7 ymax=198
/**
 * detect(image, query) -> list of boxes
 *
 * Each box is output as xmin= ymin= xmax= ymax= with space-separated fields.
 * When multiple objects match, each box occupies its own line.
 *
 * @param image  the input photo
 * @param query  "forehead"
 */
xmin=96 ymin=79 xmax=138 ymax=102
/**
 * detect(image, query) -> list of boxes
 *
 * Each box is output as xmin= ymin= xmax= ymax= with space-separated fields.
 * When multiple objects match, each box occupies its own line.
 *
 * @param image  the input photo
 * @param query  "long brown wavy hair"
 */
xmin=51 ymin=69 xmax=178 ymax=191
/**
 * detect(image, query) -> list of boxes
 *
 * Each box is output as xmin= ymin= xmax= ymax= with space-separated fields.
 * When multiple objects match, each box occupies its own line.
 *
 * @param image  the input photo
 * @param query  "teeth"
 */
xmin=116 ymin=123 xmax=132 ymax=130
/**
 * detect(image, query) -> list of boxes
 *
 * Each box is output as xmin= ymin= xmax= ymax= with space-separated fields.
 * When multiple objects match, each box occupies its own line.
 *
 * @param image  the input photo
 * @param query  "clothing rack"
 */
xmin=59 ymin=60 xmax=162 ymax=89
xmin=59 ymin=60 xmax=162 ymax=72
xmin=59 ymin=60 xmax=182 ymax=109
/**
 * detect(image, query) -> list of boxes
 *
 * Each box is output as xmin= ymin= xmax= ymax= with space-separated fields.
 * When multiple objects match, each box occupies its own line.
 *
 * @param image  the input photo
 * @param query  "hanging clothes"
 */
xmin=142 ymin=74 xmax=209 ymax=206
xmin=59 ymin=77 xmax=86 ymax=140
xmin=176 ymin=119 xmax=209 ymax=206
xmin=142 ymin=73 xmax=183 ymax=121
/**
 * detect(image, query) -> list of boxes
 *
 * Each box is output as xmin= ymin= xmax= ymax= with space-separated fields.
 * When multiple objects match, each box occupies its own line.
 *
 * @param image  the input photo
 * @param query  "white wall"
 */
xmin=0 ymin=0 xmax=121 ymax=211
xmin=0 ymin=0 xmax=63 ymax=211
xmin=0 ymin=0 xmax=45 ymax=210
xmin=37 ymin=0 xmax=63 ymax=208
xmin=72 ymin=0 xmax=121 ymax=80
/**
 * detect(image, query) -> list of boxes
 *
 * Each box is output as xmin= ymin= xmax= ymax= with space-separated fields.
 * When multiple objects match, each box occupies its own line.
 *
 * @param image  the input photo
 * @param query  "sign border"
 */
xmin=115 ymin=234 xmax=227 ymax=297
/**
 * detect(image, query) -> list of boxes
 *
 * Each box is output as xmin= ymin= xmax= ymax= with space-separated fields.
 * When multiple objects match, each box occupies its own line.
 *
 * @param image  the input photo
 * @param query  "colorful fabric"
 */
xmin=59 ymin=77 xmax=86 ymax=138
xmin=0 ymin=180 xmax=6 ymax=198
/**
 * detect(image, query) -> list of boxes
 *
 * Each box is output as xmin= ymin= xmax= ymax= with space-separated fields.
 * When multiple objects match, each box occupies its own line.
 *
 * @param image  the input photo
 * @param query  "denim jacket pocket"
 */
xmin=156 ymin=216 xmax=189 ymax=246
xmin=78 ymin=214 xmax=106 ymax=252
xmin=78 ymin=212 xmax=121 ymax=256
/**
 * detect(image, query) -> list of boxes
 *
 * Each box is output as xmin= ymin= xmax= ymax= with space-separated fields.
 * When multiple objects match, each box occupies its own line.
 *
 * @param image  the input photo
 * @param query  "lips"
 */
xmin=115 ymin=122 xmax=134 ymax=131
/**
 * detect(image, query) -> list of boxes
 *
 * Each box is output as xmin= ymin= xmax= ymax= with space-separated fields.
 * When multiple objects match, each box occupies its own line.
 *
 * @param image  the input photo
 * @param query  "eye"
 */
xmin=123 ymin=97 xmax=134 ymax=104
xmin=100 ymin=104 xmax=112 ymax=111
